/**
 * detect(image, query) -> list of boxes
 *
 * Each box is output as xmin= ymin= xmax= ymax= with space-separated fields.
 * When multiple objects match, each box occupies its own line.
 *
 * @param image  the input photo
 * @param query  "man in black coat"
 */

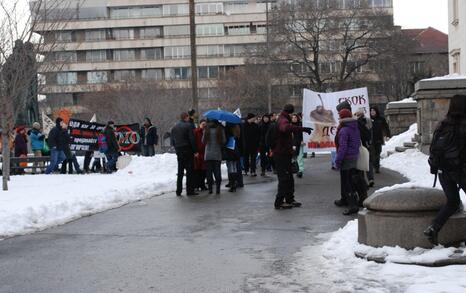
xmin=60 ymin=127 xmax=83 ymax=174
xmin=243 ymin=113 xmax=261 ymax=176
xmin=104 ymin=121 xmax=120 ymax=173
xmin=259 ymin=114 xmax=271 ymax=176
xmin=370 ymin=106 xmax=391 ymax=173
xmin=171 ymin=112 xmax=198 ymax=196
xmin=140 ymin=117 xmax=158 ymax=157
xmin=45 ymin=118 xmax=67 ymax=174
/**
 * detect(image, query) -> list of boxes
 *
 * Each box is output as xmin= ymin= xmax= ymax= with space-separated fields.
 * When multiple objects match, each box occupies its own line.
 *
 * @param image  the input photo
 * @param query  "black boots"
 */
xmin=343 ymin=193 xmax=359 ymax=215
xmin=424 ymin=225 xmax=439 ymax=245
xmin=228 ymin=173 xmax=237 ymax=192
xmin=334 ymin=197 xmax=348 ymax=207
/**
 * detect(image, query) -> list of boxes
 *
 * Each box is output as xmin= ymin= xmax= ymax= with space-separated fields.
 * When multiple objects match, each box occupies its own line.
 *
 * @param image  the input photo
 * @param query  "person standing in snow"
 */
xmin=370 ymin=106 xmax=391 ymax=173
xmin=243 ymin=113 xmax=261 ymax=177
xmin=334 ymin=107 xmax=361 ymax=216
xmin=202 ymin=119 xmax=226 ymax=194
xmin=14 ymin=126 xmax=28 ymax=175
xmin=171 ymin=112 xmax=198 ymax=196
xmin=273 ymin=104 xmax=312 ymax=209
xmin=60 ymin=124 xmax=83 ymax=174
xmin=193 ymin=119 xmax=207 ymax=191
xmin=291 ymin=114 xmax=305 ymax=178
xmin=103 ymin=121 xmax=120 ymax=173
xmin=355 ymin=108 xmax=375 ymax=187
xmin=424 ymin=95 xmax=466 ymax=245
xmin=45 ymin=118 xmax=67 ymax=174
xmin=140 ymin=117 xmax=158 ymax=157
xmin=29 ymin=122 xmax=46 ymax=174
xmin=259 ymin=114 xmax=271 ymax=176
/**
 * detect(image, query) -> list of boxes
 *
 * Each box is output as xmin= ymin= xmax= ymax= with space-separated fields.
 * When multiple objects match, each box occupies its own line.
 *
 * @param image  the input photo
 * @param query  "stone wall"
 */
xmin=385 ymin=100 xmax=417 ymax=136
xmin=414 ymin=78 xmax=466 ymax=154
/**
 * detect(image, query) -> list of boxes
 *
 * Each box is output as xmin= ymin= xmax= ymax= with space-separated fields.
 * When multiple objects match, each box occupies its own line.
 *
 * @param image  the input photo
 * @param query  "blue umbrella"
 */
xmin=203 ymin=110 xmax=241 ymax=124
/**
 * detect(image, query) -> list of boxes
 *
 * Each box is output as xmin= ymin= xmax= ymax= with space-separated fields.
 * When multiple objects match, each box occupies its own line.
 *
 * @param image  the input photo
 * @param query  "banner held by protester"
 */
xmin=302 ymin=87 xmax=370 ymax=152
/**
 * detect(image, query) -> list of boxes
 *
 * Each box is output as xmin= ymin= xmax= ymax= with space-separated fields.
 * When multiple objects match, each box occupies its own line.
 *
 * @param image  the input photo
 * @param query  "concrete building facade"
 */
xmin=32 ymin=0 xmax=394 ymax=114
xmin=449 ymin=0 xmax=466 ymax=75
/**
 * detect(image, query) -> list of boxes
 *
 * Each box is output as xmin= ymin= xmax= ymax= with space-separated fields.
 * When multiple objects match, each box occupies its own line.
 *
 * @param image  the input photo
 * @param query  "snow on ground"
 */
xmin=423 ymin=73 xmax=466 ymax=81
xmin=0 ymin=154 xmax=178 ymax=238
xmin=389 ymin=97 xmax=416 ymax=104
xmin=297 ymin=125 xmax=466 ymax=292
xmin=381 ymin=123 xmax=418 ymax=158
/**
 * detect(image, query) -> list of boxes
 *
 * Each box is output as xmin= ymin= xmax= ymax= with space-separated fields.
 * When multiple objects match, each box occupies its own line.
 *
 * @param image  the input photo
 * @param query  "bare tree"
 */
xmin=0 ymin=0 xmax=79 ymax=190
xmin=80 ymin=81 xmax=191 ymax=142
xmin=269 ymin=0 xmax=393 ymax=92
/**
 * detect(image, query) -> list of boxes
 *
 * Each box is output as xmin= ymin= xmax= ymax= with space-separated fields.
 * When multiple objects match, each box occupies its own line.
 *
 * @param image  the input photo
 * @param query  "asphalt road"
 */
xmin=0 ymin=155 xmax=405 ymax=293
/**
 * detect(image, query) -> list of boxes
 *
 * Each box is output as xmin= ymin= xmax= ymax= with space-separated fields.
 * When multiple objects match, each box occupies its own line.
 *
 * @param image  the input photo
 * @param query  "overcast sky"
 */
xmin=393 ymin=0 xmax=448 ymax=33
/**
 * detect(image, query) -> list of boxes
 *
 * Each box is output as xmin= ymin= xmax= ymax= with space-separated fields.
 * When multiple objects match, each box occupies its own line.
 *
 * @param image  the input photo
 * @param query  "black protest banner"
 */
xmin=68 ymin=119 xmax=105 ymax=152
xmin=115 ymin=124 xmax=141 ymax=153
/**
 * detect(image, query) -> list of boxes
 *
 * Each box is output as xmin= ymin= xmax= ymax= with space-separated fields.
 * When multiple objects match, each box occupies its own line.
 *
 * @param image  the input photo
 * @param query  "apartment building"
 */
xmin=32 ymin=0 xmax=394 ymax=113
xmin=449 ymin=0 xmax=466 ymax=75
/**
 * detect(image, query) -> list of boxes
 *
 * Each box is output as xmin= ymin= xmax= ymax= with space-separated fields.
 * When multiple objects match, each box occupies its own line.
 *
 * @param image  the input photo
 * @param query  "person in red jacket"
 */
xmin=193 ymin=119 xmax=207 ymax=191
xmin=273 ymin=104 xmax=312 ymax=209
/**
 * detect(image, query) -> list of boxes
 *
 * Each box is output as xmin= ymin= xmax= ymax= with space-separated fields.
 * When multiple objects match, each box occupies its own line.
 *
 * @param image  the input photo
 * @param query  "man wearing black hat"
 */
xmin=273 ymin=104 xmax=312 ymax=209
xmin=104 ymin=121 xmax=120 ymax=173
xmin=243 ymin=113 xmax=261 ymax=176
xmin=45 ymin=117 xmax=68 ymax=174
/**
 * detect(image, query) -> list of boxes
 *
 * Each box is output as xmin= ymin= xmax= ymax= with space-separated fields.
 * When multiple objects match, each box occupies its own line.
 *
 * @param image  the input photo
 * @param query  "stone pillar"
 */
xmin=413 ymin=78 xmax=466 ymax=154
xmin=385 ymin=100 xmax=417 ymax=136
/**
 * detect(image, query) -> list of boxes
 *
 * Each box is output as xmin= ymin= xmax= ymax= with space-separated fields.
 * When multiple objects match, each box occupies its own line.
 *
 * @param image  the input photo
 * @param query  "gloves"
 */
xmin=302 ymin=127 xmax=313 ymax=134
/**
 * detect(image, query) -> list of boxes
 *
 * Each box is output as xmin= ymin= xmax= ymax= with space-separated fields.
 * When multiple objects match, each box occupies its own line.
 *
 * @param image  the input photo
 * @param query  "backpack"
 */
xmin=265 ymin=122 xmax=279 ymax=149
xmin=428 ymin=121 xmax=464 ymax=175
xmin=97 ymin=133 xmax=108 ymax=154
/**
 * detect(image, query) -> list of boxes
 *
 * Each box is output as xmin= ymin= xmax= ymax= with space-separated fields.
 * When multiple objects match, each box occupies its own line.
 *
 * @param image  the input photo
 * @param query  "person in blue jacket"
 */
xmin=28 ymin=122 xmax=45 ymax=174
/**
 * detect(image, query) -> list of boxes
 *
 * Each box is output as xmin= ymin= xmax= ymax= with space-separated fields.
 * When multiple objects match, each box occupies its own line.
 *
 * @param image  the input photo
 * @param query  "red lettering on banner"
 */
xmin=308 ymin=141 xmax=336 ymax=149
xmin=71 ymin=129 xmax=82 ymax=136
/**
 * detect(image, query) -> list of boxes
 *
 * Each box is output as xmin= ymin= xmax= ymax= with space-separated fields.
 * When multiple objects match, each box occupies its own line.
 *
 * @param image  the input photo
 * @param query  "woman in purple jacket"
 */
xmin=335 ymin=108 xmax=361 ymax=215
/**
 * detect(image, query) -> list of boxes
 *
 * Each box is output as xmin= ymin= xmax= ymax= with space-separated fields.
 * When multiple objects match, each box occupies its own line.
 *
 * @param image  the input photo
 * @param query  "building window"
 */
xmin=224 ymin=2 xmax=248 ymax=14
xmin=55 ymin=51 xmax=77 ymax=62
xmin=197 ymin=45 xmax=225 ymax=57
xmin=196 ymin=24 xmax=224 ymax=36
xmin=110 ymin=6 xmax=162 ymax=19
xmin=114 ymin=70 xmax=136 ymax=81
xmin=141 ymin=69 xmax=163 ymax=80
xmin=225 ymin=44 xmax=245 ymax=57
xmin=165 ymin=67 xmax=191 ymax=80
xmin=198 ymin=88 xmax=218 ymax=99
xmin=370 ymin=0 xmax=392 ymax=8
xmin=163 ymin=4 xmax=189 ymax=16
xmin=410 ymin=61 xmax=424 ymax=74
xmin=141 ymin=48 xmax=163 ymax=60
xmin=164 ymin=46 xmax=191 ymax=59
xmin=57 ymin=72 xmax=77 ymax=85
xmin=452 ymin=52 xmax=461 ymax=74
xmin=56 ymin=31 xmax=72 ymax=42
xmin=113 ymin=49 xmax=136 ymax=61
xmin=226 ymin=24 xmax=250 ymax=35
xmin=164 ymin=25 xmax=190 ymax=37
xmin=112 ymin=28 xmax=134 ymax=40
xmin=87 ymin=71 xmax=108 ymax=83
xmin=85 ymin=29 xmax=106 ymax=41
xmin=198 ymin=66 xmax=219 ymax=79
xmin=195 ymin=3 xmax=223 ymax=15
xmin=452 ymin=0 xmax=459 ymax=25
xmin=86 ymin=50 xmax=107 ymax=62
xmin=140 ymin=27 xmax=162 ymax=39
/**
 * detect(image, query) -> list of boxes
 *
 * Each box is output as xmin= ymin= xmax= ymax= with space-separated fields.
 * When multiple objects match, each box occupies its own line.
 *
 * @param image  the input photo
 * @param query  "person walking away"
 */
xmin=203 ymin=120 xmax=226 ymax=194
xmin=335 ymin=108 xmax=361 ymax=215
xmin=14 ymin=126 xmax=28 ymax=175
xmin=60 ymin=125 xmax=83 ymax=174
xmin=273 ymin=104 xmax=312 ymax=209
xmin=103 ymin=121 xmax=120 ymax=173
xmin=424 ymin=95 xmax=466 ymax=245
xmin=259 ymin=114 xmax=271 ymax=176
xmin=194 ymin=119 xmax=207 ymax=191
xmin=171 ymin=112 xmax=198 ymax=196
xmin=45 ymin=118 xmax=67 ymax=174
xmin=243 ymin=113 xmax=261 ymax=176
xmin=370 ymin=106 xmax=391 ymax=173
xmin=29 ymin=122 xmax=45 ymax=174
xmin=291 ymin=114 xmax=305 ymax=178
xmin=140 ymin=118 xmax=158 ymax=157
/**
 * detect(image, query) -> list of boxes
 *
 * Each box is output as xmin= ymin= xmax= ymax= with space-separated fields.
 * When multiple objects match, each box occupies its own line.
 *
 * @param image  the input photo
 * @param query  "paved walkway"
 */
xmin=0 ymin=155 xmax=406 ymax=293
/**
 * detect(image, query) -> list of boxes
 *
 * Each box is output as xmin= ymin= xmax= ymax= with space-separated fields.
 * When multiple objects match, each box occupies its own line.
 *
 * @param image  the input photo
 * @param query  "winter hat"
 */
xmin=339 ymin=108 xmax=352 ymax=119
xmin=246 ymin=113 xmax=256 ymax=120
xmin=336 ymin=100 xmax=351 ymax=112
xmin=283 ymin=104 xmax=295 ymax=114
xmin=354 ymin=108 xmax=365 ymax=118
xmin=32 ymin=122 xmax=41 ymax=130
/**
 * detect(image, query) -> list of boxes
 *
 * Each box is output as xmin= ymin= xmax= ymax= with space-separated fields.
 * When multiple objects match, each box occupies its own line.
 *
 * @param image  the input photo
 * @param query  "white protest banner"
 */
xmin=41 ymin=112 xmax=55 ymax=136
xmin=302 ymin=87 xmax=370 ymax=152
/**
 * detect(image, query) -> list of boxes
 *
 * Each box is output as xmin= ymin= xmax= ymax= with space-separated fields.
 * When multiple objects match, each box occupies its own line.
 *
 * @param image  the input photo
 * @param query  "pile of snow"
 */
xmin=423 ymin=73 xmax=466 ymax=81
xmin=389 ymin=97 xmax=416 ymax=104
xmin=302 ymin=220 xmax=466 ymax=292
xmin=381 ymin=123 xmax=418 ymax=158
xmin=0 ymin=154 xmax=178 ymax=238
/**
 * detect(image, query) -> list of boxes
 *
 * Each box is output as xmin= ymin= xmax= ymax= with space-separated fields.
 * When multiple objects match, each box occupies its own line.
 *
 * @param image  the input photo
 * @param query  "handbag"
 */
xmin=356 ymin=142 xmax=370 ymax=172
xmin=42 ymin=141 xmax=50 ymax=155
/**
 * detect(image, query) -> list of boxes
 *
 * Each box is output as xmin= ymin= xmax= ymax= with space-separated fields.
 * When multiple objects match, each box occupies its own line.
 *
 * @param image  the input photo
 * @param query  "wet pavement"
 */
xmin=0 ymin=155 xmax=406 ymax=293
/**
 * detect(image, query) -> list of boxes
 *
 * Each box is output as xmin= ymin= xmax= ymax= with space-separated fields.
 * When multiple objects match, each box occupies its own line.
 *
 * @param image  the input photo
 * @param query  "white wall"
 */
xmin=449 ymin=0 xmax=466 ymax=74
